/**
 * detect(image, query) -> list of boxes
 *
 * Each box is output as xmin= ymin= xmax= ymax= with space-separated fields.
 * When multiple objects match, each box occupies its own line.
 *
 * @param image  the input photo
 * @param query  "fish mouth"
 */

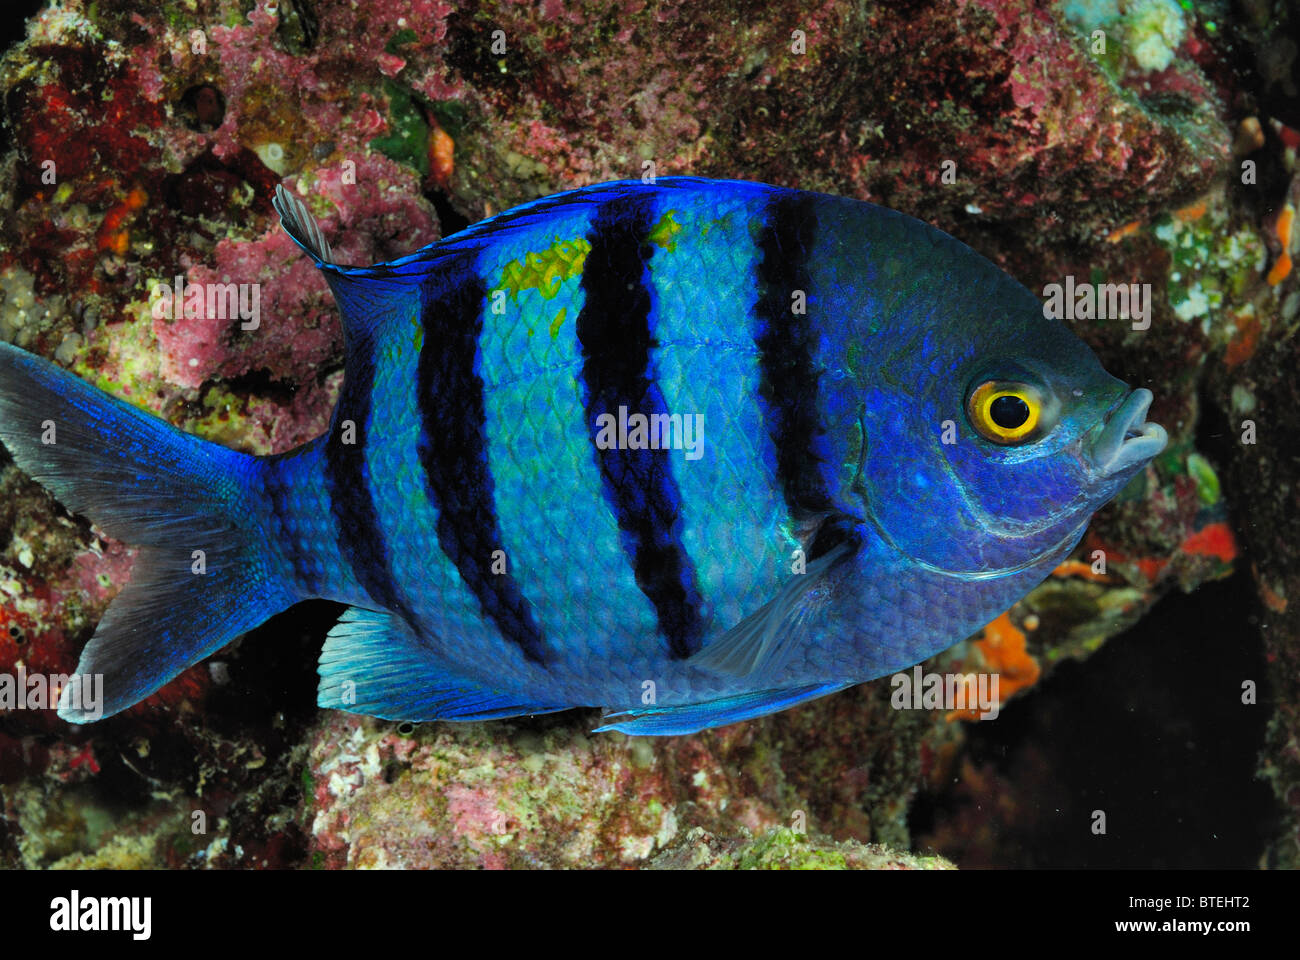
xmin=1089 ymin=388 xmax=1168 ymax=477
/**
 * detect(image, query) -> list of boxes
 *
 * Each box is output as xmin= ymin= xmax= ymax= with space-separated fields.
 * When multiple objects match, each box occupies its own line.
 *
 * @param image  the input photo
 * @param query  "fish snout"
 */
xmin=1088 ymin=388 xmax=1168 ymax=477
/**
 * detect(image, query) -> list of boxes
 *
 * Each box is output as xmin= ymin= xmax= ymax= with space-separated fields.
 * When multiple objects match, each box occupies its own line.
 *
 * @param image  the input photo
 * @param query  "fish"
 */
xmin=0 ymin=177 xmax=1167 ymax=735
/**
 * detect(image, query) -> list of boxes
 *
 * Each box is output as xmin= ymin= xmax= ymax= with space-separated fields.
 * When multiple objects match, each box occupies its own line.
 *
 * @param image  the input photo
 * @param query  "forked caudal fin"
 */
xmin=0 ymin=341 xmax=295 ymax=722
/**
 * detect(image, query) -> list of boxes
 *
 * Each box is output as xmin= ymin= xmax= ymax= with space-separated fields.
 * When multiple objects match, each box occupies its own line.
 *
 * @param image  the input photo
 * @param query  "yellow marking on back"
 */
xmin=495 ymin=236 xmax=592 ymax=301
xmin=648 ymin=209 xmax=683 ymax=251
xmin=549 ymin=306 xmax=567 ymax=339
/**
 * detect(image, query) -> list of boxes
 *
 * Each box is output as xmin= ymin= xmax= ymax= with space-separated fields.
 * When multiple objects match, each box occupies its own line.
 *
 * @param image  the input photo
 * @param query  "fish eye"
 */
xmin=966 ymin=380 xmax=1044 ymax=444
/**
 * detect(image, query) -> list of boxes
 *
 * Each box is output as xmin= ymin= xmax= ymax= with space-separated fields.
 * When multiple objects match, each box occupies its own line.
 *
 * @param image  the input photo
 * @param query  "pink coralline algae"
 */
xmin=153 ymin=154 xmax=437 ymax=394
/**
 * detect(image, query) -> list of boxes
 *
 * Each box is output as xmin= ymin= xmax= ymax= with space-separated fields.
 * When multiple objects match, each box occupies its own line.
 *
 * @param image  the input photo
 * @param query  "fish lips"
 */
xmin=1087 ymin=388 xmax=1168 ymax=478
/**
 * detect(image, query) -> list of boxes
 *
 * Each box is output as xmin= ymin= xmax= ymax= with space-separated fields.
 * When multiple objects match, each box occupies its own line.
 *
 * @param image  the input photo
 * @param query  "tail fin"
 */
xmin=0 ymin=341 xmax=294 ymax=722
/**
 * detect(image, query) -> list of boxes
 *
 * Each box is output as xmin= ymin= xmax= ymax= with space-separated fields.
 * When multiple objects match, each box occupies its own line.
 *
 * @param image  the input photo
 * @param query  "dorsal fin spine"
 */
xmin=272 ymin=184 xmax=334 ymax=265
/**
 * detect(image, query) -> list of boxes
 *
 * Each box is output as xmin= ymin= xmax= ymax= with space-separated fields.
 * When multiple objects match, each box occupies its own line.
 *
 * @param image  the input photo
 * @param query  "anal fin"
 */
xmin=594 ymin=682 xmax=850 ymax=736
xmin=318 ymin=607 xmax=567 ymax=722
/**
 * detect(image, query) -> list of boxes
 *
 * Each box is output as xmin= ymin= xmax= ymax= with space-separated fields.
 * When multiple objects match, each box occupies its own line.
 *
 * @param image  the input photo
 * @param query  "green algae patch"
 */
xmin=1151 ymin=206 xmax=1267 ymax=335
xmin=1186 ymin=452 xmax=1221 ymax=506
xmin=736 ymin=828 xmax=849 ymax=869
xmin=646 ymin=825 xmax=957 ymax=870
xmin=385 ymin=28 xmax=419 ymax=54
xmin=70 ymin=316 xmax=168 ymax=418
xmin=371 ymin=81 xmax=431 ymax=177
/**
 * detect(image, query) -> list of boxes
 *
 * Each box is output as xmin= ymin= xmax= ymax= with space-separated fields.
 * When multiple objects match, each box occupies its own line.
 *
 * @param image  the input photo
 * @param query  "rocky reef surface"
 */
xmin=0 ymin=0 xmax=1296 ymax=868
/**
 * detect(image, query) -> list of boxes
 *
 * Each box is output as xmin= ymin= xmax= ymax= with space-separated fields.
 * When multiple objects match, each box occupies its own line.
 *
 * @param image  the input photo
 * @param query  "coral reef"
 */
xmin=0 ymin=0 xmax=1294 ymax=868
xmin=300 ymin=677 xmax=948 ymax=868
xmin=646 ymin=825 xmax=954 ymax=869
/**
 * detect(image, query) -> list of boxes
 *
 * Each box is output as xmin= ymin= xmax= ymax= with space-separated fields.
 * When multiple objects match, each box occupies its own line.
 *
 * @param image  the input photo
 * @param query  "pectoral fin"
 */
xmin=690 ymin=535 xmax=855 ymax=679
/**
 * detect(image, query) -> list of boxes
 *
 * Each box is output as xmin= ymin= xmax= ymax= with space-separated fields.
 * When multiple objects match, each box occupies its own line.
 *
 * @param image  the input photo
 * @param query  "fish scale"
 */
xmin=363 ymin=296 xmax=465 ymax=648
xmin=0 ymin=177 xmax=1167 ymax=733
xmin=475 ymin=198 xmax=666 ymax=686
xmin=645 ymin=198 xmax=793 ymax=632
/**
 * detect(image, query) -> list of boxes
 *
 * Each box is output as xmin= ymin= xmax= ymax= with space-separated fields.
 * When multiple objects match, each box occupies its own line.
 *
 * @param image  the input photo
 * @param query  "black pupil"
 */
xmin=990 ymin=394 xmax=1030 ymax=429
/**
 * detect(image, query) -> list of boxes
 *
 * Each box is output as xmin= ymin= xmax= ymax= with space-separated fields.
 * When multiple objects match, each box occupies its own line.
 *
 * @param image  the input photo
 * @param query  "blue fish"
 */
xmin=0 ymin=177 xmax=1166 ymax=734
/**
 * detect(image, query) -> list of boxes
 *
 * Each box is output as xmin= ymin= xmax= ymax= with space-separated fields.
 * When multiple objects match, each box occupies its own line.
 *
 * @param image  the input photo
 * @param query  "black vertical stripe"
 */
xmin=323 ymin=334 xmax=414 ymax=621
xmin=416 ymin=255 xmax=549 ymax=665
xmin=754 ymin=191 xmax=834 ymax=518
xmin=576 ymin=193 xmax=706 ymax=661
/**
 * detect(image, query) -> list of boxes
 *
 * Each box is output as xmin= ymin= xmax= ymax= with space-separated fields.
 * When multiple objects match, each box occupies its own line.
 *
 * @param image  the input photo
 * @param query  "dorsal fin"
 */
xmin=273 ymin=184 xmax=334 ymax=265
xmin=273 ymin=184 xmax=425 ymax=348
xmin=271 ymin=177 xmax=782 ymax=344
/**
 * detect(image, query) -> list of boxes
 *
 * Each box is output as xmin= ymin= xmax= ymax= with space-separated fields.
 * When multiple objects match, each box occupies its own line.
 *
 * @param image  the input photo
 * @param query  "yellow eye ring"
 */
xmin=967 ymin=381 xmax=1042 ymax=444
